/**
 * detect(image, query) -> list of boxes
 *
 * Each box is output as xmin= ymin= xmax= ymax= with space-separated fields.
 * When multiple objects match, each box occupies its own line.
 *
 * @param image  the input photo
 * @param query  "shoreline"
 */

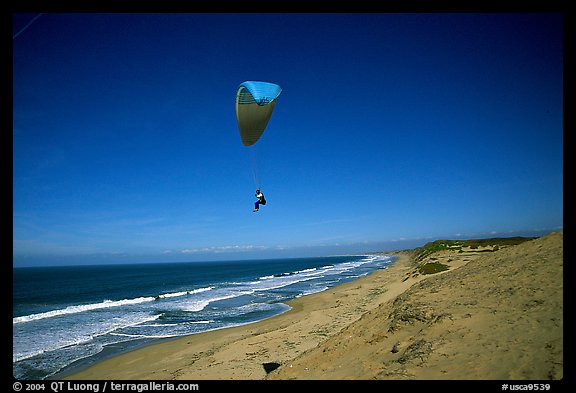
xmin=63 ymin=232 xmax=563 ymax=380
xmin=63 ymin=252 xmax=419 ymax=380
xmin=53 ymin=302 xmax=293 ymax=380
xmin=52 ymin=254 xmax=393 ymax=380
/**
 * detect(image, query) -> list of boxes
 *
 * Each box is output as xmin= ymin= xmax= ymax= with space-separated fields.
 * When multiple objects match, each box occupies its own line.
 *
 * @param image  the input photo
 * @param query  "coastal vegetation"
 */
xmin=418 ymin=262 xmax=449 ymax=275
xmin=406 ymin=236 xmax=536 ymax=278
xmin=413 ymin=236 xmax=535 ymax=263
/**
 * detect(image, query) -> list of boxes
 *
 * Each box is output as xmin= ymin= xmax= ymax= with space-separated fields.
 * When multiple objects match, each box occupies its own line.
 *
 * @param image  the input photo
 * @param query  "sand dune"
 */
xmin=269 ymin=232 xmax=563 ymax=380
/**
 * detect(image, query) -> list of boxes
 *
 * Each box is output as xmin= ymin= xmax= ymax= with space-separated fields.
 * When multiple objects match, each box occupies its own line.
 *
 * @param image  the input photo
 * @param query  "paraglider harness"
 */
xmin=257 ymin=192 xmax=266 ymax=205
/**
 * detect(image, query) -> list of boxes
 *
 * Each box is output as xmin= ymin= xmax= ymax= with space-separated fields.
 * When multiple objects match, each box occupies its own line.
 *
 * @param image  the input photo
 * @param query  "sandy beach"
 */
xmin=65 ymin=232 xmax=563 ymax=380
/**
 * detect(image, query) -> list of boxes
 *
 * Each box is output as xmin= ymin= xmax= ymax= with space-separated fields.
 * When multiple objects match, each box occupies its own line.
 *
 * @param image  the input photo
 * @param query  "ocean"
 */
xmin=13 ymin=254 xmax=395 ymax=380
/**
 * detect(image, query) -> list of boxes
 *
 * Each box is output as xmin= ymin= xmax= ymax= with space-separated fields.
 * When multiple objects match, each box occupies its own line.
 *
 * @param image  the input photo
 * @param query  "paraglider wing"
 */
xmin=236 ymin=81 xmax=282 ymax=146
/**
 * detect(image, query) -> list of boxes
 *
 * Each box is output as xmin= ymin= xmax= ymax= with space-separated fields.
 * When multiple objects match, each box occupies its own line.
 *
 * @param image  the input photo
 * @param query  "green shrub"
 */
xmin=419 ymin=262 xmax=449 ymax=275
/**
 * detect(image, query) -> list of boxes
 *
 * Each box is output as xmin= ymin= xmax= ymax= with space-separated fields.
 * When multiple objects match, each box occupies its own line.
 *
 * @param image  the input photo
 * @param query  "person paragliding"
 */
xmin=235 ymin=81 xmax=282 ymax=212
xmin=253 ymin=188 xmax=266 ymax=212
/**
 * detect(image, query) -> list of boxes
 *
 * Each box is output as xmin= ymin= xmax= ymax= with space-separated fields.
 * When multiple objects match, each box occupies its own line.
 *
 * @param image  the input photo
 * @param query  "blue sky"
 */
xmin=12 ymin=13 xmax=563 ymax=266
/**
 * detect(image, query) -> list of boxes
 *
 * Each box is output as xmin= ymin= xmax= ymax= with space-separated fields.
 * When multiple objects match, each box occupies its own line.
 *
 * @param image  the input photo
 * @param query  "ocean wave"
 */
xmin=297 ymin=286 xmax=329 ymax=297
xmin=177 ymin=267 xmax=332 ymax=312
xmin=13 ymin=314 xmax=162 ymax=362
xmin=13 ymin=286 xmax=214 ymax=325
xmin=176 ymin=257 xmax=392 ymax=313
xmin=181 ymin=291 xmax=253 ymax=312
xmin=109 ymin=332 xmax=180 ymax=339
xmin=296 ymin=267 xmax=318 ymax=274
xmin=13 ymin=297 xmax=155 ymax=325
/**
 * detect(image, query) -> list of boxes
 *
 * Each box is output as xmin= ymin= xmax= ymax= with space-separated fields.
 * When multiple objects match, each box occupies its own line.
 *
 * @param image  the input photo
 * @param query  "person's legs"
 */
xmin=254 ymin=201 xmax=260 ymax=211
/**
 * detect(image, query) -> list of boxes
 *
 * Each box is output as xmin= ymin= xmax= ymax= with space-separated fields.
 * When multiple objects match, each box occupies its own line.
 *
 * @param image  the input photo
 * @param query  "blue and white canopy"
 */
xmin=236 ymin=81 xmax=282 ymax=146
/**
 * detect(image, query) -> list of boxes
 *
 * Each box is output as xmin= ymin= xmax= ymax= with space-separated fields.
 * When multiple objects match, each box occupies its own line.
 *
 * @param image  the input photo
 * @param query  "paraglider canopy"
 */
xmin=236 ymin=81 xmax=282 ymax=146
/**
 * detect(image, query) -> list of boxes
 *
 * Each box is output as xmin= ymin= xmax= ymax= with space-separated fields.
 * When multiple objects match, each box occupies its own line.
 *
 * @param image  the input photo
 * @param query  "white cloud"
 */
xmin=179 ymin=245 xmax=268 ymax=254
